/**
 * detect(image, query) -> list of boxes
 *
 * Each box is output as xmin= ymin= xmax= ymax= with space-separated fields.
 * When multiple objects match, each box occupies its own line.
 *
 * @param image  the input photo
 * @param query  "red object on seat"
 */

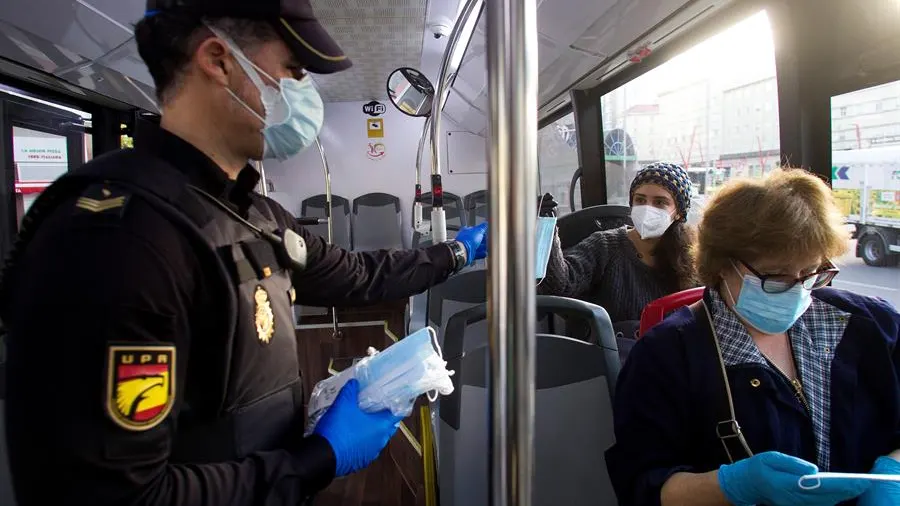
xmin=638 ymin=287 xmax=706 ymax=338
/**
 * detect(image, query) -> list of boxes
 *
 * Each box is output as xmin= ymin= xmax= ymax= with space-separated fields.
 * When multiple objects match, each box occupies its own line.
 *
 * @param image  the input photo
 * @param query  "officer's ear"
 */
xmin=194 ymin=35 xmax=232 ymax=88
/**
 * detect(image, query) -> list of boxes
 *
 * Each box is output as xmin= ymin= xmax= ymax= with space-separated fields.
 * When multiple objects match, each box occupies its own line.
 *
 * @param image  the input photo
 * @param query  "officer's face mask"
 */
xmin=723 ymin=262 xmax=813 ymax=334
xmin=208 ymin=26 xmax=324 ymax=161
xmin=630 ymin=205 xmax=673 ymax=239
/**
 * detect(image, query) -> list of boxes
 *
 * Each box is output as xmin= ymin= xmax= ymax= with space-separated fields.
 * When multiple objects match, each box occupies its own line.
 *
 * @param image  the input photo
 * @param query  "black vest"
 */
xmin=1 ymin=149 xmax=304 ymax=462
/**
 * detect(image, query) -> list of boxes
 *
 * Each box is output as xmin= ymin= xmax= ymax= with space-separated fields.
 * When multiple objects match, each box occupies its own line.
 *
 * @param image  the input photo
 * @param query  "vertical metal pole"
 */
xmin=486 ymin=0 xmax=537 ymax=504
xmin=414 ymin=116 xmax=431 ymax=233
xmin=314 ymin=139 xmax=341 ymax=339
xmin=255 ymin=161 xmax=268 ymax=197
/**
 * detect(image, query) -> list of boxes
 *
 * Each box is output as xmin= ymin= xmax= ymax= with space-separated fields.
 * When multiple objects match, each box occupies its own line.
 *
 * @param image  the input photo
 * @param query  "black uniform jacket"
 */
xmin=2 ymin=124 xmax=456 ymax=506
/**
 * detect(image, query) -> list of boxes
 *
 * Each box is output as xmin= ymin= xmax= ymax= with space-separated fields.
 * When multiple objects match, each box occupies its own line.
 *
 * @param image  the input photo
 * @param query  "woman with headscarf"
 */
xmin=539 ymin=162 xmax=698 ymax=347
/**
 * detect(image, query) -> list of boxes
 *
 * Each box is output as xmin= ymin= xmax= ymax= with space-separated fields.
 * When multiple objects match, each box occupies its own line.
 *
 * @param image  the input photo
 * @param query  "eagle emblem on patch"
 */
xmin=106 ymin=345 xmax=175 ymax=431
xmin=255 ymin=285 xmax=275 ymax=344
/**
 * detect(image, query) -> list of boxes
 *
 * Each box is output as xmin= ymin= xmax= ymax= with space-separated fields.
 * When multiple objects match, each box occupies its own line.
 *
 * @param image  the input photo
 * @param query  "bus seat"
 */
xmin=407 ymin=228 xmax=460 ymax=334
xmin=416 ymin=191 xmax=466 ymax=229
xmin=438 ymin=297 xmax=620 ymax=506
xmin=638 ymin=287 xmax=706 ymax=338
xmin=427 ymin=269 xmax=487 ymax=344
xmin=557 ymin=204 xmax=632 ymax=249
xmin=463 ymin=190 xmax=488 ymax=226
xmin=300 ymin=194 xmax=351 ymax=250
xmin=351 ymin=193 xmax=403 ymax=251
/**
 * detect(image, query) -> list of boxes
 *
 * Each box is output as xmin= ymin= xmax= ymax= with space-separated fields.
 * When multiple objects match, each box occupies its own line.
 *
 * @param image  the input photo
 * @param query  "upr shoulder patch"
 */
xmin=106 ymin=345 xmax=175 ymax=431
xmin=75 ymin=183 xmax=130 ymax=216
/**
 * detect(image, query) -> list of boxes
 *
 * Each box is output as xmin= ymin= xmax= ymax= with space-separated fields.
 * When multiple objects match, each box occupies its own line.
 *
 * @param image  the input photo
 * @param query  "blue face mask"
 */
xmin=535 ymin=216 xmax=557 ymax=279
xmin=210 ymin=27 xmax=324 ymax=161
xmin=724 ymin=263 xmax=813 ymax=334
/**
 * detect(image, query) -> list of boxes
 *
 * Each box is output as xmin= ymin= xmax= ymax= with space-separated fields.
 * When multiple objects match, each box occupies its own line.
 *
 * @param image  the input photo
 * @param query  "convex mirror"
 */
xmin=386 ymin=67 xmax=435 ymax=117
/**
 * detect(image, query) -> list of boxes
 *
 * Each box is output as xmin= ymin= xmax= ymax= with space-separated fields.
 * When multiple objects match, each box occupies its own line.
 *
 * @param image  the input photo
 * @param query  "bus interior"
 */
xmin=0 ymin=0 xmax=899 ymax=504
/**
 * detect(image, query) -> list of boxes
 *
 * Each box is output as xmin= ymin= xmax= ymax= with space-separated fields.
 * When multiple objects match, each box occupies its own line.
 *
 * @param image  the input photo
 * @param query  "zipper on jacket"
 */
xmin=764 ymin=357 xmax=811 ymax=415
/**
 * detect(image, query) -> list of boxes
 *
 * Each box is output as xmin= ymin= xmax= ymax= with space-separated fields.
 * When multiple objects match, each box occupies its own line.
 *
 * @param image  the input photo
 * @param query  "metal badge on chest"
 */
xmin=255 ymin=285 xmax=275 ymax=344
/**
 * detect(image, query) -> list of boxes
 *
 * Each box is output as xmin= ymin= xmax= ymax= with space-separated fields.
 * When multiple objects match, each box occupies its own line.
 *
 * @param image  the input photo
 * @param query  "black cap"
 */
xmin=145 ymin=0 xmax=352 ymax=74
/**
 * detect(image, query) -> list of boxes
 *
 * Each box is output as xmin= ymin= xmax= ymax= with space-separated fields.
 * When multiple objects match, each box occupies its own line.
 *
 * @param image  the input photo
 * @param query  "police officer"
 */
xmin=0 ymin=0 xmax=488 ymax=504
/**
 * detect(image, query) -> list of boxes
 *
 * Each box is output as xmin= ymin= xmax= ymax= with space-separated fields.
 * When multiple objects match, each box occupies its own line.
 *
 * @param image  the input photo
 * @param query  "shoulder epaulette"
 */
xmin=73 ymin=182 xmax=131 ymax=217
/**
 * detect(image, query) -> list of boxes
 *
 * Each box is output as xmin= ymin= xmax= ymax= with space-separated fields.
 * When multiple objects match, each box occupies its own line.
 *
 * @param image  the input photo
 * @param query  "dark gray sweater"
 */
xmin=538 ymin=226 xmax=668 ymax=323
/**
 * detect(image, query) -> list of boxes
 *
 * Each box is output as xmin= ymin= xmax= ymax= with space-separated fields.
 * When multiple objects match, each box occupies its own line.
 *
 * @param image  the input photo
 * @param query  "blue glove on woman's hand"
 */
xmin=718 ymin=451 xmax=872 ymax=506
xmin=313 ymin=379 xmax=403 ymax=477
xmin=455 ymin=222 xmax=488 ymax=266
xmin=858 ymin=456 xmax=900 ymax=506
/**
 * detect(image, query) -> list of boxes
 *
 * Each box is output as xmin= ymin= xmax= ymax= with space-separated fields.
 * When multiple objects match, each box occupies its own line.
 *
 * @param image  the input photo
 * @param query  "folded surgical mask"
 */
xmin=630 ymin=205 xmax=673 ymax=239
xmin=799 ymin=472 xmax=900 ymax=490
xmin=305 ymin=327 xmax=455 ymax=433
xmin=208 ymin=26 xmax=324 ymax=161
xmin=535 ymin=216 xmax=557 ymax=279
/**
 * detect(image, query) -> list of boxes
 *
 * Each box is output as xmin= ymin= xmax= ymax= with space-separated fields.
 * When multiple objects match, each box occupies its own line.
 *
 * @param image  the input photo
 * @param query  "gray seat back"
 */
xmin=557 ymin=204 xmax=632 ymax=249
xmin=351 ymin=193 xmax=403 ymax=251
xmin=417 ymin=191 xmax=466 ymax=229
xmin=300 ymin=194 xmax=351 ymax=250
xmin=426 ymin=269 xmax=487 ymax=346
xmin=463 ymin=190 xmax=488 ymax=226
xmin=407 ymin=229 xmax=459 ymax=333
xmin=438 ymin=297 xmax=620 ymax=506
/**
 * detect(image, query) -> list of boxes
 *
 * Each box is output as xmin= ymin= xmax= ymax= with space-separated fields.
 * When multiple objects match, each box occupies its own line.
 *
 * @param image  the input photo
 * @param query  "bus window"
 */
xmin=538 ymin=112 xmax=580 ymax=216
xmin=831 ymin=80 xmax=900 ymax=308
xmin=600 ymin=10 xmax=779 ymax=225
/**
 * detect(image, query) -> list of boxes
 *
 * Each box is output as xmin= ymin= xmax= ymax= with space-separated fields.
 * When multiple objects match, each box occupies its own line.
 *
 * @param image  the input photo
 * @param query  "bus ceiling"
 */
xmin=0 ymin=0 xmax=898 ymax=132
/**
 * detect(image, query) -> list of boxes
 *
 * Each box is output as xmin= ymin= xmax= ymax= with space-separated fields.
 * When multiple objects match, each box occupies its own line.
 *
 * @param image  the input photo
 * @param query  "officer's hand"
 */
xmin=456 ymin=222 xmax=488 ymax=266
xmin=313 ymin=379 xmax=402 ymax=477
xmin=718 ymin=451 xmax=872 ymax=506
xmin=538 ymin=193 xmax=558 ymax=217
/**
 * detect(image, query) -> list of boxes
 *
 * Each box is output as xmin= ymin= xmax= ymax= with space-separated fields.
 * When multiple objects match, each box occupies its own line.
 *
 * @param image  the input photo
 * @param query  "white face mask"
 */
xmin=630 ymin=205 xmax=674 ymax=239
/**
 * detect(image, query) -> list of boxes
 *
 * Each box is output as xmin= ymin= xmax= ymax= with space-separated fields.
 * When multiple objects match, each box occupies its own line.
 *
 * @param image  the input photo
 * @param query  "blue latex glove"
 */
xmin=858 ymin=456 xmax=900 ymax=506
xmin=718 ymin=451 xmax=872 ymax=506
xmin=313 ymin=379 xmax=403 ymax=477
xmin=456 ymin=222 xmax=488 ymax=265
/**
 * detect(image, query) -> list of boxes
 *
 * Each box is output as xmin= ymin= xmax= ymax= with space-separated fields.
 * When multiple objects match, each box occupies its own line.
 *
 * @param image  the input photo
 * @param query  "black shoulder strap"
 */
xmin=689 ymin=300 xmax=754 ymax=463
xmin=0 ymin=150 xmax=237 ymax=344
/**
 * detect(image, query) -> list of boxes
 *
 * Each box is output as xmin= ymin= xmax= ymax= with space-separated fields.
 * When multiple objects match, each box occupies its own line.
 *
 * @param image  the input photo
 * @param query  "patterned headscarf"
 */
xmin=629 ymin=162 xmax=692 ymax=222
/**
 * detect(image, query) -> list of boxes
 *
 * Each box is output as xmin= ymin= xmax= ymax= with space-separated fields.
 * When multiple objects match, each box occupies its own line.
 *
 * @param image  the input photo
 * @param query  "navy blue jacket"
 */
xmin=605 ymin=288 xmax=900 ymax=506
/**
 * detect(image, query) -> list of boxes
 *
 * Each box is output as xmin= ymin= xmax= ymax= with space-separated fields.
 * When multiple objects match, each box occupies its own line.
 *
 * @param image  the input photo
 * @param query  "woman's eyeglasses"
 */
xmin=739 ymin=260 xmax=840 ymax=294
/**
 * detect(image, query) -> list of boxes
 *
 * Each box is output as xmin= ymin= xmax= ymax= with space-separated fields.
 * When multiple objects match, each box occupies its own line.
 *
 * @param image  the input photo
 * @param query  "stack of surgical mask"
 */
xmin=305 ymin=327 xmax=455 ymax=433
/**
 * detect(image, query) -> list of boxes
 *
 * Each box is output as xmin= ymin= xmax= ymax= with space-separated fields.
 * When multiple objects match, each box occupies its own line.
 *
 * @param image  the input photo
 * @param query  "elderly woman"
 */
xmin=606 ymin=169 xmax=900 ymax=506
xmin=539 ymin=162 xmax=698 ymax=346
